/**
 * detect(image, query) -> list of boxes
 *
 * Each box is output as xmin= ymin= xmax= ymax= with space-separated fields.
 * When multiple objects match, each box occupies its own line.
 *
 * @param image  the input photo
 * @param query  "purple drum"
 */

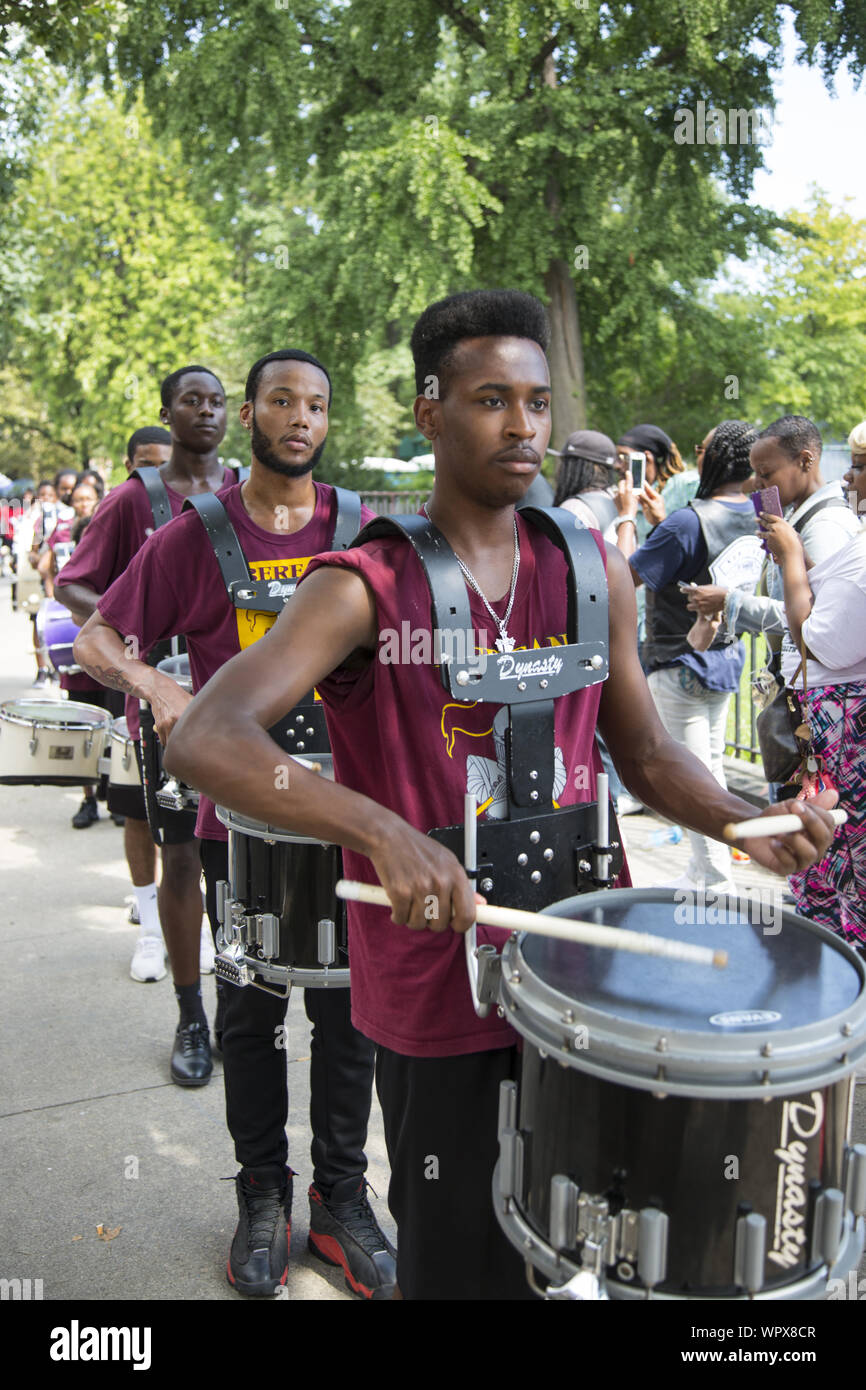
xmin=36 ymin=599 xmax=81 ymax=674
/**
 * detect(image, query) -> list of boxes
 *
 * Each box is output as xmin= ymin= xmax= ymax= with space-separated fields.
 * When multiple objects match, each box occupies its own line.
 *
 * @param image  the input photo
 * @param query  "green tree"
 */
xmin=743 ymin=194 xmax=866 ymax=435
xmin=3 ymin=86 xmax=243 ymax=464
xmin=110 ymin=0 xmax=866 ymax=442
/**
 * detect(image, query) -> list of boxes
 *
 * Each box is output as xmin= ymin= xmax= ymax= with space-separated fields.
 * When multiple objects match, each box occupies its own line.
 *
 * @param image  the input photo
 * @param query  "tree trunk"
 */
xmin=540 ymin=49 xmax=587 ymax=444
xmin=544 ymin=256 xmax=587 ymax=444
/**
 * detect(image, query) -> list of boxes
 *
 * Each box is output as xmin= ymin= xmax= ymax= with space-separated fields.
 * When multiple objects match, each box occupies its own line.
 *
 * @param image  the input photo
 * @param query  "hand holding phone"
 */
xmin=751 ymin=485 xmax=783 ymax=554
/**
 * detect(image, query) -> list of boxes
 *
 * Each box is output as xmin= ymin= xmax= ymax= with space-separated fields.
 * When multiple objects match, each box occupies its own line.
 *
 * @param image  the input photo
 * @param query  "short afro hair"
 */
xmin=758 ymin=415 xmax=823 ymax=461
xmin=244 ymin=349 xmax=332 ymax=406
xmin=160 ymin=365 xmax=225 ymax=409
xmin=126 ymin=426 xmax=171 ymax=463
xmin=410 ymin=289 xmax=550 ymax=397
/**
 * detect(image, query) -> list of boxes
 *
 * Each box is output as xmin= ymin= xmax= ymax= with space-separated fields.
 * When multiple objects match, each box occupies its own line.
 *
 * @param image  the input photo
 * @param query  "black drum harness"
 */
xmin=354 ymin=507 xmax=623 ymax=1013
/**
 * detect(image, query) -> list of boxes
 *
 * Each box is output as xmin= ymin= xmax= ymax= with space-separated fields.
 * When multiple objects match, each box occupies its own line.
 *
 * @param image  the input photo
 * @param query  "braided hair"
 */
xmin=694 ymin=420 xmax=758 ymax=500
xmin=553 ymin=454 xmax=606 ymax=505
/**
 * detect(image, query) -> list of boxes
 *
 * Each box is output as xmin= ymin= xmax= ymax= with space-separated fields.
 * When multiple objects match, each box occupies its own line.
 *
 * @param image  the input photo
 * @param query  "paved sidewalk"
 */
xmin=0 ymin=584 xmax=863 ymax=1302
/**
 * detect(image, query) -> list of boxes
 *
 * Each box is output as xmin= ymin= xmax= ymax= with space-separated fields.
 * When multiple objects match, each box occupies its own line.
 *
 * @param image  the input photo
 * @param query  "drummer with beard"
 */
xmin=57 ymin=372 xmax=237 ymax=1081
xmin=163 ymin=290 xmax=837 ymax=1301
xmin=74 ymin=350 xmax=396 ymax=1300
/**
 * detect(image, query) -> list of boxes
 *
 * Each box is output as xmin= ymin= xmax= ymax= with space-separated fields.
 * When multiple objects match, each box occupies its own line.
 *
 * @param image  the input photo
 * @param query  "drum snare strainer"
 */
xmin=494 ymin=888 xmax=866 ymax=1301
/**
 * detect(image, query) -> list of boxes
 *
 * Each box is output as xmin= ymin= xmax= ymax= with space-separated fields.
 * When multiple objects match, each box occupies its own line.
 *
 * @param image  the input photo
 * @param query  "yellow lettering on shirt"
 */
xmin=235 ymin=554 xmax=315 ymax=651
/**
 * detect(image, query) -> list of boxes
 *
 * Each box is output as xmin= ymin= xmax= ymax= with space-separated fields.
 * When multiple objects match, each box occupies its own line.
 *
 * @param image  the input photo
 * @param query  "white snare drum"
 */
xmin=0 ymin=699 xmax=111 ymax=786
xmin=107 ymin=717 xmax=141 ymax=790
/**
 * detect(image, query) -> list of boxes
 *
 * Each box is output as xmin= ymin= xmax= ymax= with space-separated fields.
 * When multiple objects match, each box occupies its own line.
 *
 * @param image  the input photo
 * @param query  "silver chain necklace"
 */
xmin=422 ymin=503 xmax=520 ymax=653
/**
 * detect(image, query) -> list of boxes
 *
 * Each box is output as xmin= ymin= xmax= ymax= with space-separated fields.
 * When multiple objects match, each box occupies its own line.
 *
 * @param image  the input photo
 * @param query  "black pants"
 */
xmin=375 ymin=1046 xmax=537 ymax=1300
xmin=200 ymin=839 xmax=375 ymax=1191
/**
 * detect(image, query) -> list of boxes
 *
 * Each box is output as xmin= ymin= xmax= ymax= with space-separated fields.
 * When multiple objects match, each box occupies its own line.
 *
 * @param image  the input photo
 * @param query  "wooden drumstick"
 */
xmin=336 ymin=880 xmax=728 ymax=968
xmin=724 ymin=809 xmax=847 ymax=842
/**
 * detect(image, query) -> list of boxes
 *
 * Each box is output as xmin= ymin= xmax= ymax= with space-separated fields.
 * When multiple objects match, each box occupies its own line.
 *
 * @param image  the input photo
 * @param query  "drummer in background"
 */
xmin=164 ymin=289 xmax=839 ymax=1301
xmin=27 ymin=479 xmax=62 ymax=688
xmin=74 ymin=350 xmax=396 ymax=1300
xmin=39 ymin=494 xmax=126 ymax=828
xmin=56 ymin=382 xmax=237 ymax=1084
xmin=121 ymin=426 xmax=171 ymax=477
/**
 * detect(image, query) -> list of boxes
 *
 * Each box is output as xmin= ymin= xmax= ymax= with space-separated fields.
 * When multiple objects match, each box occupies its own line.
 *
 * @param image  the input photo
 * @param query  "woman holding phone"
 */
xmin=625 ymin=420 xmax=761 ymax=893
xmin=758 ymin=425 xmax=866 ymax=947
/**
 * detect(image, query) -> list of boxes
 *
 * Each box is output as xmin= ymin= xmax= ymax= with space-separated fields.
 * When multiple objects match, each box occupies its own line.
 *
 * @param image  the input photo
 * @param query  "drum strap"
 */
xmin=182 ymin=486 xmax=364 ymax=613
xmin=352 ymin=508 xmax=610 ymax=821
xmin=130 ymin=467 xmax=173 ymax=531
xmin=182 ymin=486 xmax=363 ymax=751
xmin=353 ymin=508 xmax=609 ymax=705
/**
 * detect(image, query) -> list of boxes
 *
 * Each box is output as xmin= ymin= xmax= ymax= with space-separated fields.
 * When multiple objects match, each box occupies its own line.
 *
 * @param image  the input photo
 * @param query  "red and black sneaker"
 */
xmin=226 ymin=1169 xmax=293 ymax=1297
xmin=308 ymin=1178 xmax=397 ymax=1300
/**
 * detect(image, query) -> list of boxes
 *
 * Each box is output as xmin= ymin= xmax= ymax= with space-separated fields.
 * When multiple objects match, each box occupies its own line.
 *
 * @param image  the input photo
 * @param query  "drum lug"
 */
xmin=215 ymin=880 xmax=230 ymax=927
xmin=498 ymin=1080 xmax=518 ymax=1139
xmin=811 ymin=1188 xmax=845 ymax=1268
xmin=636 ymin=1207 xmax=670 ymax=1293
xmin=550 ymin=1174 xmax=580 ymax=1252
xmin=498 ymin=1128 xmax=524 ymax=1202
xmin=318 ymin=918 xmax=335 ymax=966
xmin=257 ymin=913 xmax=280 ymax=960
xmin=83 ymin=735 xmax=93 ymax=758
xmin=29 ymin=724 xmax=38 ymax=756
xmin=844 ymin=1144 xmax=866 ymax=1218
xmin=734 ymin=1211 xmax=767 ymax=1294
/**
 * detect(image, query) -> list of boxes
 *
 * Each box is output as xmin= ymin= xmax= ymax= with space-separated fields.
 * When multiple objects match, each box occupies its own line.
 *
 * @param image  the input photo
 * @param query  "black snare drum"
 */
xmin=494 ymin=888 xmax=866 ymax=1300
xmin=214 ymin=793 xmax=349 ymax=997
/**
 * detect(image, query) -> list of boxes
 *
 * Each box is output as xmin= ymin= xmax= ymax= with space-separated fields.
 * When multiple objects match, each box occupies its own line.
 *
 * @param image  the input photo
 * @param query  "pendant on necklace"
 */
xmin=495 ymin=633 xmax=516 ymax=653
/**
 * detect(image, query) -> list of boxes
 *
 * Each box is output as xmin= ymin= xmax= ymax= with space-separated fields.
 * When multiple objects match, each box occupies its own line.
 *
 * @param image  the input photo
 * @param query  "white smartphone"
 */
xmin=629 ymin=451 xmax=646 ymax=492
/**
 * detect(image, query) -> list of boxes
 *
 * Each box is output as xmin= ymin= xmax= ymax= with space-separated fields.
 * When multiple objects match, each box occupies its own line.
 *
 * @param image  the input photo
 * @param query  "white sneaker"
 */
xmin=199 ymin=924 xmax=215 ymax=975
xmin=130 ymin=934 xmax=167 ymax=983
xmin=616 ymin=794 xmax=645 ymax=817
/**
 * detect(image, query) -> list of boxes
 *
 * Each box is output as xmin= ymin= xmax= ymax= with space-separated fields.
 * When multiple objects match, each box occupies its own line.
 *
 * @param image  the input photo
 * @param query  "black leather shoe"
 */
xmin=170 ymin=1021 xmax=213 ymax=1087
xmin=227 ymin=1170 xmax=293 ymax=1296
xmin=308 ymin=1178 xmax=397 ymax=1299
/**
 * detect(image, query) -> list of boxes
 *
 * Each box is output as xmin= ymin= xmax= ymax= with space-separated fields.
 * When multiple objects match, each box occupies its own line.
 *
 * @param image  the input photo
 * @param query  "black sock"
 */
xmin=175 ymin=980 xmax=206 ymax=1028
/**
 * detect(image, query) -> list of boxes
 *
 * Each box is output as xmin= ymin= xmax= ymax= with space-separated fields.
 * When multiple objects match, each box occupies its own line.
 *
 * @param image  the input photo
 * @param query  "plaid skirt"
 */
xmin=788 ymin=680 xmax=866 ymax=946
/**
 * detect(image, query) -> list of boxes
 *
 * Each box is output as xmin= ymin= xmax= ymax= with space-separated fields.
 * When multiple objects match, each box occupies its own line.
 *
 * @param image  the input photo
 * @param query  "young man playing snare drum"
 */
xmin=164 ymin=290 xmax=837 ymax=1300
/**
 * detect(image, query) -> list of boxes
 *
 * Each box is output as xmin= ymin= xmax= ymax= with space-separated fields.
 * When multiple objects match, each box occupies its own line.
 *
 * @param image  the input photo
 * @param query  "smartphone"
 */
xmin=629 ymin=451 xmax=646 ymax=492
xmin=750 ymin=485 xmax=783 ymax=521
xmin=751 ymin=485 xmax=783 ymax=554
xmin=677 ymin=580 xmax=698 ymax=593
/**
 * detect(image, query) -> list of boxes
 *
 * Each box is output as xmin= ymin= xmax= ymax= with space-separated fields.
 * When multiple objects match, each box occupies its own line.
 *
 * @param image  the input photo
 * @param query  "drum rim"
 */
xmin=0 ymin=699 xmax=112 ymax=732
xmin=500 ymin=887 xmax=866 ymax=1099
xmin=216 ymin=802 xmax=336 ymax=846
xmin=155 ymin=654 xmax=192 ymax=692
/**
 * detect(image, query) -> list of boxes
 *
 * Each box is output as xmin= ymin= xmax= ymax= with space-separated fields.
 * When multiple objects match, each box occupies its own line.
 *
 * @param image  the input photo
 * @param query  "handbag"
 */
xmin=755 ymin=638 xmax=813 ymax=785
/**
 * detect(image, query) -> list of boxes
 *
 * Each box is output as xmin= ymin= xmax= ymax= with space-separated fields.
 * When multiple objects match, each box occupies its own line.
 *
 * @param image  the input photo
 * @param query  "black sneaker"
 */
xmin=72 ymin=796 xmax=99 ymax=829
xmin=170 ymin=1020 xmax=213 ymax=1087
xmin=308 ymin=1178 xmax=397 ymax=1299
xmin=227 ymin=1170 xmax=293 ymax=1296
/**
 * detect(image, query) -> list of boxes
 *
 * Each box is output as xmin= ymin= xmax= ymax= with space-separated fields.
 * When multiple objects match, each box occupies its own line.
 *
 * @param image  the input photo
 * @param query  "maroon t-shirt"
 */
xmin=98 ymin=481 xmax=376 ymax=839
xmin=301 ymin=514 xmax=629 ymax=1058
xmin=56 ymin=468 xmax=235 ymax=736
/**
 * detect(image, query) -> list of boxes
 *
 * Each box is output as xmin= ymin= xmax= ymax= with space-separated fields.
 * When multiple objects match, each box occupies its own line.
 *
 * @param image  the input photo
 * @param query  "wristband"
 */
xmin=614 ymin=516 xmax=637 ymax=532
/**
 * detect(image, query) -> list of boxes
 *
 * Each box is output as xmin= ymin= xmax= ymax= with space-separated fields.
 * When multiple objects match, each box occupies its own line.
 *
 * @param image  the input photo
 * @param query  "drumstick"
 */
xmin=724 ymin=809 xmax=848 ymax=842
xmin=336 ymin=879 xmax=728 ymax=968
